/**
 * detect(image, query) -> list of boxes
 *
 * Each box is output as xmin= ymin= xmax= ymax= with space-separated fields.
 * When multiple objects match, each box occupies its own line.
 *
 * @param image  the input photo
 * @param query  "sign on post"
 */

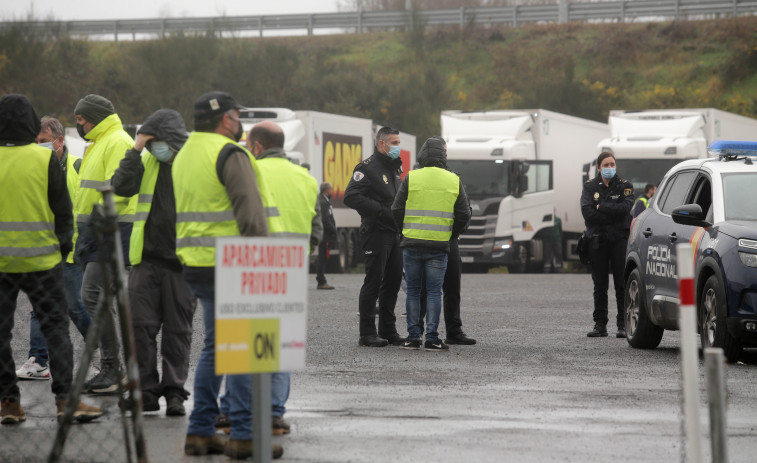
xmin=214 ymin=237 xmax=308 ymax=374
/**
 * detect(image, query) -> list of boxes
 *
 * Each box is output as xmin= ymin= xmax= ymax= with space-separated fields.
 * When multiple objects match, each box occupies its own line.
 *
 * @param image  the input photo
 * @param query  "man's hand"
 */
xmin=134 ymin=133 xmax=155 ymax=152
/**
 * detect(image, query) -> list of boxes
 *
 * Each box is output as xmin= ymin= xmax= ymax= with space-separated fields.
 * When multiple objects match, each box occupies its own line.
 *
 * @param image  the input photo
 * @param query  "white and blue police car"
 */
xmin=624 ymin=140 xmax=757 ymax=362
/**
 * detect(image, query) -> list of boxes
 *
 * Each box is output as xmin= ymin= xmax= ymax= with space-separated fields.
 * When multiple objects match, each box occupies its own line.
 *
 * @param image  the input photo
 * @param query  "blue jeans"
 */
xmin=184 ymin=269 xmax=252 ymax=440
xmin=28 ymin=263 xmax=91 ymax=366
xmin=219 ymin=372 xmax=290 ymax=417
xmin=403 ymin=248 xmax=448 ymax=342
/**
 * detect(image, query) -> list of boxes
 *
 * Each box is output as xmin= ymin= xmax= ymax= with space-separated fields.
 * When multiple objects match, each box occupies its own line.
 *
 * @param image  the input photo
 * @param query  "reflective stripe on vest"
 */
xmin=0 ymin=144 xmax=61 ymax=272
xmin=255 ymin=157 xmax=317 ymax=245
xmin=402 ymin=167 xmax=459 ymax=242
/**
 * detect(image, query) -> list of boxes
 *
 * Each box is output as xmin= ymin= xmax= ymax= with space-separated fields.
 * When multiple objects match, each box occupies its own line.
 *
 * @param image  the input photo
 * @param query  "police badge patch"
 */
xmin=382 ymin=174 xmax=388 ymax=184
xmin=353 ymin=172 xmax=365 ymax=181
xmin=593 ymin=192 xmax=599 ymax=200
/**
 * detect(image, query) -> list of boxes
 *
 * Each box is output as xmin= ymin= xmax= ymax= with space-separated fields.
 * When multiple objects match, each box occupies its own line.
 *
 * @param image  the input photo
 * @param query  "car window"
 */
xmin=722 ymin=173 xmax=757 ymax=221
xmin=659 ymin=171 xmax=697 ymax=215
xmin=688 ymin=175 xmax=713 ymax=222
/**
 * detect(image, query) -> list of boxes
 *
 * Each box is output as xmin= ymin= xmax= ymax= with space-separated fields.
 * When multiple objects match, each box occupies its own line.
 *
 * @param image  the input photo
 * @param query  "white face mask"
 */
xmin=38 ymin=142 xmax=54 ymax=150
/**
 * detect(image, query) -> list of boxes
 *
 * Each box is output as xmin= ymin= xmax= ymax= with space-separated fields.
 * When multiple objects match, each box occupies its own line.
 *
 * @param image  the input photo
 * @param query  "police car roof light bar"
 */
xmin=707 ymin=140 xmax=757 ymax=160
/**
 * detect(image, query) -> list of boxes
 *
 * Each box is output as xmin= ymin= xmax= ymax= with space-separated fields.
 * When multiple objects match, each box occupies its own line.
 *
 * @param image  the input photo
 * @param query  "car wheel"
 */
xmin=700 ymin=275 xmax=742 ymax=362
xmin=624 ymin=268 xmax=663 ymax=349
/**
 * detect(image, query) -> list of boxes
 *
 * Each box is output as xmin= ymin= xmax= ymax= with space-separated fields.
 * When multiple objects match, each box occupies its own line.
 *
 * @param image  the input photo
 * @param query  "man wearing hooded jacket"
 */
xmin=74 ymin=94 xmax=138 ymax=394
xmin=112 ymin=109 xmax=196 ymax=416
xmin=344 ymin=127 xmax=406 ymax=348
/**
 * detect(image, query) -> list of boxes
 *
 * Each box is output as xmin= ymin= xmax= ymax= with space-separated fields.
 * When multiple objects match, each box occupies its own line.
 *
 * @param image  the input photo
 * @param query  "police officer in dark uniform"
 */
xmin=344 ymin=127 xmax=405 ymax=347
xmin=580 ymin=151 xmax=635 ymax=339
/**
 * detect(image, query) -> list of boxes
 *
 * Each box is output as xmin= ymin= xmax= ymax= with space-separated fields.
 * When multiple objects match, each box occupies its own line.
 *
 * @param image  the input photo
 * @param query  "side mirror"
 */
xmin=672 ymin=204 xmax=711 ymax=228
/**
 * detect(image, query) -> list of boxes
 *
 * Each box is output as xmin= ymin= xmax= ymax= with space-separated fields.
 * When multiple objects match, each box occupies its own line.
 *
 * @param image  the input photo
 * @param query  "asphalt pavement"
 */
xmin=2 ymin=273 xmax=756 ymax=462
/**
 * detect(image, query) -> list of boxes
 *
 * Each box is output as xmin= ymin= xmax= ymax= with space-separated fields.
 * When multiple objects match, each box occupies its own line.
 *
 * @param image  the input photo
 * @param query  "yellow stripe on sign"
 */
xmin=216 ymin=318 xmax=280 ymax=374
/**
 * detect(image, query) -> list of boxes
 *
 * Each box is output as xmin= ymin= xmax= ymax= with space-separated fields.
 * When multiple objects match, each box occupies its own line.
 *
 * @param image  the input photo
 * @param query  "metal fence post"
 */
xmin=705 ymin=348 xmax=729 ymax=463
xmin=252 ymin=373 xmax=272 ymax=463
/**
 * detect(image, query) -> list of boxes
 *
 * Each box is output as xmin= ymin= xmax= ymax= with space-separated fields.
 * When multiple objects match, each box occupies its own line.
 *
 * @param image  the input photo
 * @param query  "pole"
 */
xmin=704 ymin=348 xmax=729 ymax=463
xmin=252 ymin=373 xmax=272 ymax=463
xmin=677 ymin=243 xmax=703 ymax=463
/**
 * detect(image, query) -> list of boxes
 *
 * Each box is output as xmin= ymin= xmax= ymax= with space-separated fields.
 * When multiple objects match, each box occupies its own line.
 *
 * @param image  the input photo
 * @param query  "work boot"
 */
xmin=215 ymin=413 xmax=231 ymax=434
xmin=85 ymin=363 xmax=120 ymax=394
xmin=358 ymin=335 xmax=388 ymax=347
xmin=445 ymin=332 xmax=477 ymax=345
xmin=384 ymin=332 xmax=406 ymax=346
xmin=184 ymin=434 xmax=227 ymax=456
xmin=272 ymin=415 xmax=291 ymax=435
xmin=224 ymin=438 xmax=284 ymax=460
xmin=142 ymin=393 xmax=160 ymax=412
xmin=56 ymin=399 xmax=103 ymax=423
xmin=616 ymin=327 xmax=627 ymax=339
xmin=317 ymin=283 xmax=334 ymax=290
xmin=166 ymin=396 xmax=185 ymax=416
xmin=587 ymin=324 xmax=608 ymax=337
xmin=1 ymin=398 xmax=26 ymax=425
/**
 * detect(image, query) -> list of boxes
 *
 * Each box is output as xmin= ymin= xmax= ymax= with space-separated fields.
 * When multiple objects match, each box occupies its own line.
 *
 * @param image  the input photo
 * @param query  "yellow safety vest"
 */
xmin=402 ymin=167 xmax=459 ymax=242
xmin=0 ymin=144 xmax=62 ymax=272
xmin=128 ymin=153 xmax=160 ymax=266
xmin=75 ymin=113 xmax=137 ymax=226
xmin=172 ymin=132 xmax=282 ymax=267
xmin=256 ymin=157 xmax=318 ymax=243
xmin=66 ymin=152 xmax=81 ymax=264
xmin=634 ymin=196 xmax=649 ymax=209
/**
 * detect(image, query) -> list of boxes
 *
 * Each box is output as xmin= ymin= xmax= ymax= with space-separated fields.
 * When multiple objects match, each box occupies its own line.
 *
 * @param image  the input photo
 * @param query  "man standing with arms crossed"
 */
xmin=174 ymin=91 xmax=282 ymax=460
xmin=344 ymin=127 xmax=406 ymax=348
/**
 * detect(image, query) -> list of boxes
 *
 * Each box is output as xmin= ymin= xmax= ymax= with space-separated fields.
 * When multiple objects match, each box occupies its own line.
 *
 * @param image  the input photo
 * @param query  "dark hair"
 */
xmin=375 ymin=126 xmax=399 ymax=147
xmin=320 ymin=182 xmax=332 ymax=194
xmin=249 ymin=124 xmax=285 ymax=150
xmin=194 ymin=111 xmax=226 ymax=133
xmin=644 ymin=183 xmax=656 ymax=194
xmin=596 ymin=151 xmax=615 ymax=170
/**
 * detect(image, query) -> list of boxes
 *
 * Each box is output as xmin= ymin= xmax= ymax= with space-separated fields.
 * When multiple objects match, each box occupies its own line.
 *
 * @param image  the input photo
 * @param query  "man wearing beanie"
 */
xmin=73 ymin=94 xmax=138 ymax=394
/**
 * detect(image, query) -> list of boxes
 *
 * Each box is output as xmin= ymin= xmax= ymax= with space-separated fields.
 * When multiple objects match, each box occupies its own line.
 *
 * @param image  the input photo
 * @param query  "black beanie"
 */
xmin=74 ymin=94 xmax=115 ymax=126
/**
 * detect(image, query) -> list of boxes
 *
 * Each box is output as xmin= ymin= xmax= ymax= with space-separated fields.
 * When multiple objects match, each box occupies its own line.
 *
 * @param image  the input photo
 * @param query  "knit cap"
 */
xmin=74 ymin=94 xmax=115 ymax=125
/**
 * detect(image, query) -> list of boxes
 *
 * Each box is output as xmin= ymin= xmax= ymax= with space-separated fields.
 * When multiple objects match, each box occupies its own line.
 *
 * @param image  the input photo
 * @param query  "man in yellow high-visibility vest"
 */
xmin=0 ymin=94 xmax=102 ymax=425
xmin=391 ymin=137 xmax=470 ymax=351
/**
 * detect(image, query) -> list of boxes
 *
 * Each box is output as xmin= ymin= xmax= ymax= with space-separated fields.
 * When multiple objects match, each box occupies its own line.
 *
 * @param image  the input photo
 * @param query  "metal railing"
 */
xmin=1 ymin=0 xmax=755 ymax=40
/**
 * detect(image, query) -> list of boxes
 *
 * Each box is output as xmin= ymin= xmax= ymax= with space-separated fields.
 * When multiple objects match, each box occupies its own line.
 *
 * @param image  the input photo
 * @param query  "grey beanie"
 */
xmin=74 ymin=94 xmax=115 ymax=125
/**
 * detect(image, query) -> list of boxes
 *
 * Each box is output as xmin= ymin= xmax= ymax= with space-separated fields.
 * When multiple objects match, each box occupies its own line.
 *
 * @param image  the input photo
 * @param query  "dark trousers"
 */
xmin=420 ymin=239 xmax=464 ymax=337
xmin=358 ymin=230 xmax=402 ymax=338
xmin=589 ymin=237 xmax=627 ymax=328
xmin=0 ymin=264 xmax=73 ymax=400
xmin=128 ymin=261 xmax=196 ymax=401
xmin=315 ymin=240 xmax=329 ymax=286
xmin=81 ymin=261 xmax=119 ymax=366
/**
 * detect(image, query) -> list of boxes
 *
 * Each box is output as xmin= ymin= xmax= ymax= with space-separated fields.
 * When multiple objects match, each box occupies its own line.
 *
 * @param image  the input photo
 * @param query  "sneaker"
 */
xmin=225 ymin=438 xmax=283 ymax=460
xmin=358 ymin=335 xmax=388 ymax=347
xmin=16 ymin=357 xmax=50 ymax=380
xmin=317 ymin=283 xmax=334 ymax=290
xmin=85 ymin=364 xmax=120 ymax=394
xmin=184 ymin=434 xmax=228 ymax=456
xmin=587 ymin=324 xmax=608 ymax=337
xmin=55 ymin=399 xmax=103 ymax=423
xmin=272 ymin=415 xmax=291 ymax=435
xmin=616 ymin=328 xmax=627 ymax=339
xmin=384 ymin=332 xmax=406 ymax=346
xmin=1 ymin=398 xmax=26 ymax=425
xmin=445 ymin=332 xmax=477 ymax=345
xmin=424 ymin=339 xmax=450 ymax=351
xmin=401 ymin=339 xmax=421 ymax=350
xmin=166 ymin=396 xmax=185 ymax=416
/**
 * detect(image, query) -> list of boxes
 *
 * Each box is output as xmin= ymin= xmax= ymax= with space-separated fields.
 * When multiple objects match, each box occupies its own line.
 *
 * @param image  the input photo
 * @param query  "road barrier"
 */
xmin=1 ymin=0 xmax=756 ymax=41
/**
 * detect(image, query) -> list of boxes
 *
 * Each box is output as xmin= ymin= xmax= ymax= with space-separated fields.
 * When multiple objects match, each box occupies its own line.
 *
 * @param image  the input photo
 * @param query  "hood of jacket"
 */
xmin=417 ymin=138 xmax=446 ymax=168
xmin=0 ymin=94 xmax=41 ymax=146
xmin=138 ymin=109 xmax=188 ymax=153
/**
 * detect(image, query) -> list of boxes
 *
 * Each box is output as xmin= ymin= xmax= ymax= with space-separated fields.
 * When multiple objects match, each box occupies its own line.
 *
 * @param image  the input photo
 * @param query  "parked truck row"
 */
xmin=63 ymin=107 xmax=757 ymax=273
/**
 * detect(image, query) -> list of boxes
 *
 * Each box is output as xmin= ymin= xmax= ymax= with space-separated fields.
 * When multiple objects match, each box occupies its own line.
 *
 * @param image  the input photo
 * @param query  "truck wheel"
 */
xmin=700 ymin=275 xmax=742 ymax=362
xmin=625 ymin=268 xmax=663 ymax=349
xmin=508 ymin=244 xmax=528 ymax=274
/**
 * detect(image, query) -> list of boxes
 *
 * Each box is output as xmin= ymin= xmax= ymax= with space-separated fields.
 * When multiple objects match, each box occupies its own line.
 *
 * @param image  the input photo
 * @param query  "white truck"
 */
xmin=441 ymin=110 xmax=609 ymax=272
xmin=238 ymin=108 xmax=416 ymax=272
xmin=596 ymin=108 xmax=757 ymax=192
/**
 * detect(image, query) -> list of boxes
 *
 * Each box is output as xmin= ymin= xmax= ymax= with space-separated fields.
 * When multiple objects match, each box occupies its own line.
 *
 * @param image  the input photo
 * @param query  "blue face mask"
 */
xmin=601 ymin=167 xmax=616 ymax=179
xmin=38 ymin=142 xmax=54 ymax=150
xmin=149 ymin=141 xmax=174 ymax=162
xmin=387 ymin=145 xmax=401 ymax=160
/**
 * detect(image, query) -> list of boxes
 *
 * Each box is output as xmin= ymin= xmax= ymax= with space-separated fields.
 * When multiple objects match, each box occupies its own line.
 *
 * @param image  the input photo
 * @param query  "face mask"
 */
xmin=234 ymin=120 xmax=243 ymax=143
xmin=387 ymin=145 xmax=401 ymax=159
xmin=149 ymin=141 xmax=174 ymax=162
xmin=601 ymin=167 xmax=616 ymax=179
xmin=76 ymin=124 xmax=88 ymax=140
xmin=38 ymin=142 xmax=54 ymax=150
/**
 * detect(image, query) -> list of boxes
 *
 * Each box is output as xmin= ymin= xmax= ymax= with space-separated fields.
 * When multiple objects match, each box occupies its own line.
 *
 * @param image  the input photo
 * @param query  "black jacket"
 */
xmin=0 ymin=94 xmax=73 ymax=261
xmin=319 ymin=193 xmax=338 ymax=242
xmin=343 ymin=149 xmax=403 ymax=234
xmin=112 ymin=109 xmax=187 ymax=272
xmin=580 ymin=174 xmax=635 ymax=243
xmin=391 ymin=169 xmax=471 ymax=253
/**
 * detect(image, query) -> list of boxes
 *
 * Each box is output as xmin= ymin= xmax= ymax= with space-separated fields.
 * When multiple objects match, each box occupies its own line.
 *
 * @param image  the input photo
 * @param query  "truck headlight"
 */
xmin=739 ymin=252 xmax=757 ymax=268
xmin=493 ymin=238 xmax=512 ymax=251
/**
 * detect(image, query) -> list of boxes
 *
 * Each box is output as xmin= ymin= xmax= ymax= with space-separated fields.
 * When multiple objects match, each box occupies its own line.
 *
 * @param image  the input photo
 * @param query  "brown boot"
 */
xmin=272 ymin=415 xmax=291 ymax=435
xmin=184 ymin=434 xmax=227 ymax=456
xmin=56 ymin=399 xmax=103 ymax=423
xmin=225 ymin=438 xmax=284 ymax=460
xmin=1 ymin=398 xmax=26 ymax=425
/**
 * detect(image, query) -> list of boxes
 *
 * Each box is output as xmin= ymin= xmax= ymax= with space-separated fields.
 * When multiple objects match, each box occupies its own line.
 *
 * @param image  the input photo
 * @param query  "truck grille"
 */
xmin=460 ymin=215 xmax=497 ymax=248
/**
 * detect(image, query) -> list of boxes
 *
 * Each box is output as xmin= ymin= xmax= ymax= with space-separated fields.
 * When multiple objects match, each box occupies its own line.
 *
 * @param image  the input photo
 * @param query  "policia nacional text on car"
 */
xmin=580 ymin=151 xmax=635 ymax=339
xmin=344 ymin=127 xmax=406 ymax=348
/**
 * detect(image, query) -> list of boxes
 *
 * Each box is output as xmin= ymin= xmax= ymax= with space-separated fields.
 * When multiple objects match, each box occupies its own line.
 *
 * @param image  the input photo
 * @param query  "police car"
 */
xmin=624 ymin=141 xmax=757 ymax=362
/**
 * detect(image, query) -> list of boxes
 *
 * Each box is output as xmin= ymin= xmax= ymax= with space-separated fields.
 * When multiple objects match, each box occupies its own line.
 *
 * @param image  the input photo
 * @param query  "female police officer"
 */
xmin=580 ymin=151 xmax=635 ymax=338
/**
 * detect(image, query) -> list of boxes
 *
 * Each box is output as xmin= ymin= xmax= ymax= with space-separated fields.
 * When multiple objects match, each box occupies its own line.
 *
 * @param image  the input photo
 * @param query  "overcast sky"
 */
xmin=1 ymin=1 xmax=342 ymax=22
